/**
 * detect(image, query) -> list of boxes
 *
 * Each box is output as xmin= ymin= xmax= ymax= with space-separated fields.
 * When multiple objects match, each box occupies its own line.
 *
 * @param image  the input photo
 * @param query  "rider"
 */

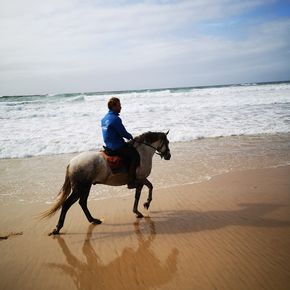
xmin=101 ymin=97 xmax=140 ymax=189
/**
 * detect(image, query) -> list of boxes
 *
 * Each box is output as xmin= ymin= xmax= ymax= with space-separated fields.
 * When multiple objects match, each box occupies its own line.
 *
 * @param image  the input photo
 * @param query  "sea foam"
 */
xmin=1 ymin=82 xmax=290 ymax=159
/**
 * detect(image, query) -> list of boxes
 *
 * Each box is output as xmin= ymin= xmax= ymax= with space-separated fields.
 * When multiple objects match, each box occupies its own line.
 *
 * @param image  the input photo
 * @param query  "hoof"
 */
xmin=48 ymin=229 xmax=60 ymax=236
xmin=91 ymin=219 xmax=102 ymax=225
xmin=135 ymin=212 xmax=144 ymax=218
xmin=143 ymin=202 xmax=150 ymax=210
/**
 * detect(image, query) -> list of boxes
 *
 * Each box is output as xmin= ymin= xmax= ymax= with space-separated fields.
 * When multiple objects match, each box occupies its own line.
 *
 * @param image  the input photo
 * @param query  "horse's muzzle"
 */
xmin=164 ymin=152 xmax=171 ymax=160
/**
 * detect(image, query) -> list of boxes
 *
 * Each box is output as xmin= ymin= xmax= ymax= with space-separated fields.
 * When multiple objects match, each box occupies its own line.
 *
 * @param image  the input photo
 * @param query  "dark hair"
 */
xmin=108 ymin=97 xmax=120 ymax=110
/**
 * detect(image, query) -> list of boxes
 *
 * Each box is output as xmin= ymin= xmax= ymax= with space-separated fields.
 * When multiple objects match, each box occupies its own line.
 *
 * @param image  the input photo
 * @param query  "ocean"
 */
xmin=1 ymin=81 xmax=290 ymax=159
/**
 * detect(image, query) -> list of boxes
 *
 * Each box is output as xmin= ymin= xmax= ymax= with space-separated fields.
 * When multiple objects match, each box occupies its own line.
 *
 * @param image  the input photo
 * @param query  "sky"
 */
xmin=0 ymin=0 xmax=290 ymax=95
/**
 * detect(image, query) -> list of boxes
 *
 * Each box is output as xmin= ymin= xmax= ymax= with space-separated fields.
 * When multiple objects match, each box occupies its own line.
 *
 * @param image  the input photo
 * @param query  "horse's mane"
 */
xmin=133 ymin=131 xmax=165 ymax=144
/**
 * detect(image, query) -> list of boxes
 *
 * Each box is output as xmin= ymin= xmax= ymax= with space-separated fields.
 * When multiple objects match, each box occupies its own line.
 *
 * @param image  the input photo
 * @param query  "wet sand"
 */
xmin=1 ymin=161 xmax=290 ymax=289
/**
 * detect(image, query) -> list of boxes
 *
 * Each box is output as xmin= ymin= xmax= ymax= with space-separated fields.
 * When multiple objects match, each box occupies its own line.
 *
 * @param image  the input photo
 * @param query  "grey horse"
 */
xmin=42 ymin=131 xmax=171 ymax=235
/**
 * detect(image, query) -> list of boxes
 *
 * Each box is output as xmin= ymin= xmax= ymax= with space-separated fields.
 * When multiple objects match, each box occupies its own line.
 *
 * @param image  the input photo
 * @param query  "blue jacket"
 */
xmin=101 ymin=110 xmax=133 ymax=150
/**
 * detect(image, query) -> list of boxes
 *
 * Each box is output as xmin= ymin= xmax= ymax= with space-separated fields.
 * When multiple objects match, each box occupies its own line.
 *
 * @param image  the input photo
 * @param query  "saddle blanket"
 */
xmin=101 ymin=151 xmax=126 ymax=172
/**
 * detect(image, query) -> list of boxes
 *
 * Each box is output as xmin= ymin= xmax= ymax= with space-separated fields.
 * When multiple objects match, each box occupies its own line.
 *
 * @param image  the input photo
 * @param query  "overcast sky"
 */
xmin=0 ymin=0 xmax=290 ymax=95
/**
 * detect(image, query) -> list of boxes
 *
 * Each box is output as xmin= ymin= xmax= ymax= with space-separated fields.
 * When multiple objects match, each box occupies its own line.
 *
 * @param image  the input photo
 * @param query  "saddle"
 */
xmin=101 ymin=150 xmax=127 ymax=173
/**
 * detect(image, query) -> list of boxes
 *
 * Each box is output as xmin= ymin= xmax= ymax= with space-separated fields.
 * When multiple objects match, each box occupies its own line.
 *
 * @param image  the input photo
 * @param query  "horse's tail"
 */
xmin=40 ymin=165 xmax=71 ymax=219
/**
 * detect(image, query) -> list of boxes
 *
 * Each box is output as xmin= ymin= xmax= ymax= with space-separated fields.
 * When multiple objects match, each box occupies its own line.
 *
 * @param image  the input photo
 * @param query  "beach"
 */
xmin=1 ymin=1 xmax=290 ymax=288
xmin=1 ymin=136 xmax=290 ymax=290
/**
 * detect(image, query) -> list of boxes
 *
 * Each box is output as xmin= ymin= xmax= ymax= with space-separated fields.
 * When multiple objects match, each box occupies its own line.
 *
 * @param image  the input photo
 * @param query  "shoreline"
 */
xmin=1 ymin=132 xmax=290 ymax=205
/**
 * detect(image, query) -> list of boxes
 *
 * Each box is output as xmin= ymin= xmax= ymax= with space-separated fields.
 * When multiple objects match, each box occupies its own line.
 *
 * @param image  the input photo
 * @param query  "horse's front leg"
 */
xmin=133 ymin=183 xmax=144 ymax=218
xmin=143 ymin=179 xmax=153 ymax=210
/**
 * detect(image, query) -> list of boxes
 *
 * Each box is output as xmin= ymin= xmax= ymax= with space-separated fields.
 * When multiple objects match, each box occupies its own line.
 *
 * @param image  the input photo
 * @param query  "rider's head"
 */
xmin=108 ymin=97 xmax=121 ymax=114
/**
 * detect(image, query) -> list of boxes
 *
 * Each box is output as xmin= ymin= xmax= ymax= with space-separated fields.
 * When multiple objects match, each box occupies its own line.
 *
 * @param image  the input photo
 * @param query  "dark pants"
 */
xmin=112 ymin=143 xmax=140 ymax=184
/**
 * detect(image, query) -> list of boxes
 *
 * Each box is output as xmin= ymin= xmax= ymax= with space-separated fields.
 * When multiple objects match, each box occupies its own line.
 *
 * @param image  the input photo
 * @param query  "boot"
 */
xmin=127 ymin=162 xmax=138 ymax=189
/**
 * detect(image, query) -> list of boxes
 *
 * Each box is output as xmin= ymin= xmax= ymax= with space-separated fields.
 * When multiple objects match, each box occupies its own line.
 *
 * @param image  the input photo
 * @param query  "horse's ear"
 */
xmin=165 ymin=130 xmax=170 ymax=135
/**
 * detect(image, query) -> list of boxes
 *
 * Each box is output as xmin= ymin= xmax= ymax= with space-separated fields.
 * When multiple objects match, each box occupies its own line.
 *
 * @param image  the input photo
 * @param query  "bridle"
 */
xmin=134 ymin=138 xmax=169 ymax=158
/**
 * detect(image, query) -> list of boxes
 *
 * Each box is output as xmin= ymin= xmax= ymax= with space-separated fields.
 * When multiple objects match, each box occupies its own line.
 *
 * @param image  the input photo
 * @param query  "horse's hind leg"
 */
xmin=79 ymin=183 xmax=102 ymax=225
xmin=51 ymin=189 xmax=80 ymax=235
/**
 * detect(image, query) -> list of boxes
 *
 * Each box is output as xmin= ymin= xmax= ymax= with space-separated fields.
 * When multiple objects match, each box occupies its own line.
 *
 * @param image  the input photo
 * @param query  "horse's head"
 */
xmin=157 ymin=130 xmax=171 ymax=160
xmin=134 ymin=131 xmax=171 ymax=160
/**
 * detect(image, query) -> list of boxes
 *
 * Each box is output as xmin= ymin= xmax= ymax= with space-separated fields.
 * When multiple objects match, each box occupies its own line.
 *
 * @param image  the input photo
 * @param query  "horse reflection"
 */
xmin=48 ymin=219 xmax=178 ymax=290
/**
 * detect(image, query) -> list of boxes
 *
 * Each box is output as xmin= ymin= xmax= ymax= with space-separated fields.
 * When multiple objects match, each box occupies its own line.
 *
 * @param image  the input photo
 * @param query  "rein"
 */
xmin=133 ymin=140 xmax=163 ymax=156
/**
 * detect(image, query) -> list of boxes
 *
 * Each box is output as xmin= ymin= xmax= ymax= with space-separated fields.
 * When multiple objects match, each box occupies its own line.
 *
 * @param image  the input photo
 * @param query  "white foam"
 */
xmin=1 ymin=83 xmax=290 ymax=159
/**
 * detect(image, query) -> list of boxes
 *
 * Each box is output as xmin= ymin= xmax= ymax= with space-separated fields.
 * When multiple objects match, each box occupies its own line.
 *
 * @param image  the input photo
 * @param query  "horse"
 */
xmin=41 ymin=131 xmax=171 ymax=235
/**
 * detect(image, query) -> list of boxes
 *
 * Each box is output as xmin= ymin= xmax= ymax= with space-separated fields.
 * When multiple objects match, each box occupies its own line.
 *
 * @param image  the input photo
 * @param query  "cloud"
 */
xmin=0 ymin=0 xmax=289 ymax=95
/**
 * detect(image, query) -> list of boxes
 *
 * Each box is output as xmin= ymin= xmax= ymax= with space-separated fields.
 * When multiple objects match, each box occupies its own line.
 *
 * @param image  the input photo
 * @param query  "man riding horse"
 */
xmin=43 ymin=98 xmax=171 ymax=235
xmin=101 ymin=97 xmax=140 ymax=189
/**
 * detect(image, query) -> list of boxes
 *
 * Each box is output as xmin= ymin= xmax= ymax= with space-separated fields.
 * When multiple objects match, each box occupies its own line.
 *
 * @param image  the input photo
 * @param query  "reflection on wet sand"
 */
xmin=48 ymin=218 xmax=179 ymax=290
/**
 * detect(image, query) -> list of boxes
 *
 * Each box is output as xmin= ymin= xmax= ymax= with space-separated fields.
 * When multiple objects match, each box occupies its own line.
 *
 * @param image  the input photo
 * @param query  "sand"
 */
xmin=0 ymin=159 xmax=290 ymax=290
